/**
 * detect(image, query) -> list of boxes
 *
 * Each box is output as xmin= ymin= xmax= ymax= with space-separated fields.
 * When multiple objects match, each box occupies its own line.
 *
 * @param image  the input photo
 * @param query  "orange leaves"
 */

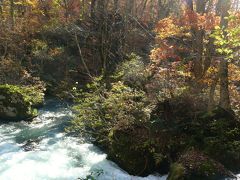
xmin=150 ymin=42 xmax=181 ymax=63
xmin=229 ymin=64 xmax=240 ymax=82
xmin=155 ymin=17 xmax=184 ymax=40
xmin=204 ymin=13 xmax=220 ymax=31
xmin=149 ymin=10 xmax=221 ymax=88
xmin=151 ymin=10 xmax=221 ymax=67
xmin=148 ymin=40 xmax=187 ymax=83
xmin=177 ymin=10 xmax=220 ymax=31
xmin=155 ymin=11 xmax=220 ymax=38
xmin=49 ymin=47 xmax=64 ymax=57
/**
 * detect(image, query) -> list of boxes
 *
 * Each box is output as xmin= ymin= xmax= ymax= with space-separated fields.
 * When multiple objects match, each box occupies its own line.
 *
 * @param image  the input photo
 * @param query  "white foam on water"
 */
xmin=0 ymin=101 xmax=166 ymax=180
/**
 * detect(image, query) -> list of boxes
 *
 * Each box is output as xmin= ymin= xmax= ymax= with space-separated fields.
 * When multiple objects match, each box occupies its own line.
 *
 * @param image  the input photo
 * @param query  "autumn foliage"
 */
xmin=148 ymin=3 xmax=240 ymax=113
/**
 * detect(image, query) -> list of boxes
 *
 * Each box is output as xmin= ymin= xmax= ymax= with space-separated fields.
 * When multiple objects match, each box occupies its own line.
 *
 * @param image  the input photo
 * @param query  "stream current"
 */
xmin=0 ymin=99 xmax=166 ymax=180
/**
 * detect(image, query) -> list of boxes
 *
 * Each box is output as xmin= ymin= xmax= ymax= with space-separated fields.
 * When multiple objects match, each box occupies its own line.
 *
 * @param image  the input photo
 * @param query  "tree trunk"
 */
xmin=186 ymin=0 xmax=194 ymax=11
xmin=63 ymin=0 xmax=68 ymax=23
xmin=96 ymin=0 xmax=107 ymax=74
xmin=196 ymin=0 xmax=206 ymax=13
xmin=74 ymin=33 xmax=92 ymax=78
xmin=90 ymin=0 xmax=96 ymax=18
xmin=9 ymin=0 xmax=14 ymax=30
xmin=219 ymin=60 xmax=231 ymax=109
xmin=0 ymin=0 xmax=3 ymax=27
xmin=127 ymin=0 xmax=134 ymax=15
xmin=190 ymin=0 xmax=206 ymax=80
xmin=113 ymin=0 xmax=118 ymax=12
xmin=218 ymin=0 xmax=231 ymax=110
xmin=208 ymin=77 xmax=218 ymax=111
xmin=0 ymin=0 xmax=3 ymax=15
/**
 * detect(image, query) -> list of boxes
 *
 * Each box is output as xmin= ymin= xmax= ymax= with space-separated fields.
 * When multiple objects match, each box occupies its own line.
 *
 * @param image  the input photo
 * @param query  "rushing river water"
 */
xmin=0 ymin=99 xmax=166 ymax=180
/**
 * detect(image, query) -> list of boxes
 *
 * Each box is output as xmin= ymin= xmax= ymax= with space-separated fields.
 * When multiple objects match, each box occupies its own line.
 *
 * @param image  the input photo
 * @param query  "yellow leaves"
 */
xmin=52 ymin=0 xmax=62 ymax=7
xmin=14 ymin=0 xmax=37 ymax=7
xmin=201 ymin=66 xmax=218 ymax=85
xmin=26 ymin=0 xmax=37 ymax=7
xmin=155 ymin=17 xmax=185 ymax=40
xmin=211 ymin=14 xmax=240 ymax=60
xmin=178 ymin=71 xmax=191 ymax=78
xmin=14 ymin=2 xmax=23 ymax=5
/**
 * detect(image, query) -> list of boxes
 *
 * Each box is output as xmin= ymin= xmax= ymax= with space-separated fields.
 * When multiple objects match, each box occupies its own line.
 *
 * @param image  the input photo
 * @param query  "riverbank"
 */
xmin=69 ymin=73 xmax=240 ymax=179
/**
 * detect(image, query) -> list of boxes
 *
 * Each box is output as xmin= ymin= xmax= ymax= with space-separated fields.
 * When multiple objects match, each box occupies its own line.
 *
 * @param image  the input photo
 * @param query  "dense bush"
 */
xmin=112 ymin=53 xmax=148 ymax=90
xmin=69 ymin=77 xmax=150 ymax=139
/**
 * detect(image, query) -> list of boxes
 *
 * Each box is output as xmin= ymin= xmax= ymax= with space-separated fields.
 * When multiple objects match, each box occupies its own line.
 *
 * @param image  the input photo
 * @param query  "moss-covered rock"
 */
xmin=0 ymin=84 xmax=44 ymax=121
xmin=168 ymin=150 xmax=236 ymax=180
xmin=168 ymin=163 xmax=185 ymax=180
xmin=107 ymin=126 xmax=156 ymax=176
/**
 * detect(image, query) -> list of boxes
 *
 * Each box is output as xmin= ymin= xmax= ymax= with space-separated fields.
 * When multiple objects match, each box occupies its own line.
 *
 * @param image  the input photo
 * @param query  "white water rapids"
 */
xmin=0 ymin=99 xmax=166 ymax=180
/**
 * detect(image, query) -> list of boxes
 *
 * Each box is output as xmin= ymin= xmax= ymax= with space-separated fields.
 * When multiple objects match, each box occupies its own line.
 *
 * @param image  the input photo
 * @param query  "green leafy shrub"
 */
xmin=31 ymin=39 xmax=48 ymax=57
xmin=0 ymin=84 xmax=44 ymax=106
xmin=21 ymin=85 xmax=45 ymax=107
xmin=68 ymin=77 xmax=171 ymax=175
xmin=112 ymin=53 xmax=148 ymax=90
xmin=68 ymin=77 xmax=150 ymax=139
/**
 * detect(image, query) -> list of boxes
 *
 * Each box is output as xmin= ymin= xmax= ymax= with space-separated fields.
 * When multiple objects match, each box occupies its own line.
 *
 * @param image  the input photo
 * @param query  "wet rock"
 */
xmin=21 ymin=139 xmax=41 ymax=151
xmin=106 ymin=125 xmax=169 ymax=176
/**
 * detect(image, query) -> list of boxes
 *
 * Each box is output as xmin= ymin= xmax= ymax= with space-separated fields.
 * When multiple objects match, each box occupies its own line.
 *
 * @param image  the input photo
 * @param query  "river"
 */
xmin=0 ymin=99 xmax=166 ymax=180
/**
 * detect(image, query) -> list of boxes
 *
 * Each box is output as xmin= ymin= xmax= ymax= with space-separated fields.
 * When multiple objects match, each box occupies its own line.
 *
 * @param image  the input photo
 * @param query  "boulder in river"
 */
xmin=22 ymin=139 xmax=41 ymax=151
xmin=0 ymin=84 xmax=44 ymax=121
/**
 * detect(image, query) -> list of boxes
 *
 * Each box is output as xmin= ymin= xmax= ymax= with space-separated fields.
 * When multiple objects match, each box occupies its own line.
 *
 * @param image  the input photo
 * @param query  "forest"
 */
xmin=0 ymin=0 xmax=240 ymax=179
